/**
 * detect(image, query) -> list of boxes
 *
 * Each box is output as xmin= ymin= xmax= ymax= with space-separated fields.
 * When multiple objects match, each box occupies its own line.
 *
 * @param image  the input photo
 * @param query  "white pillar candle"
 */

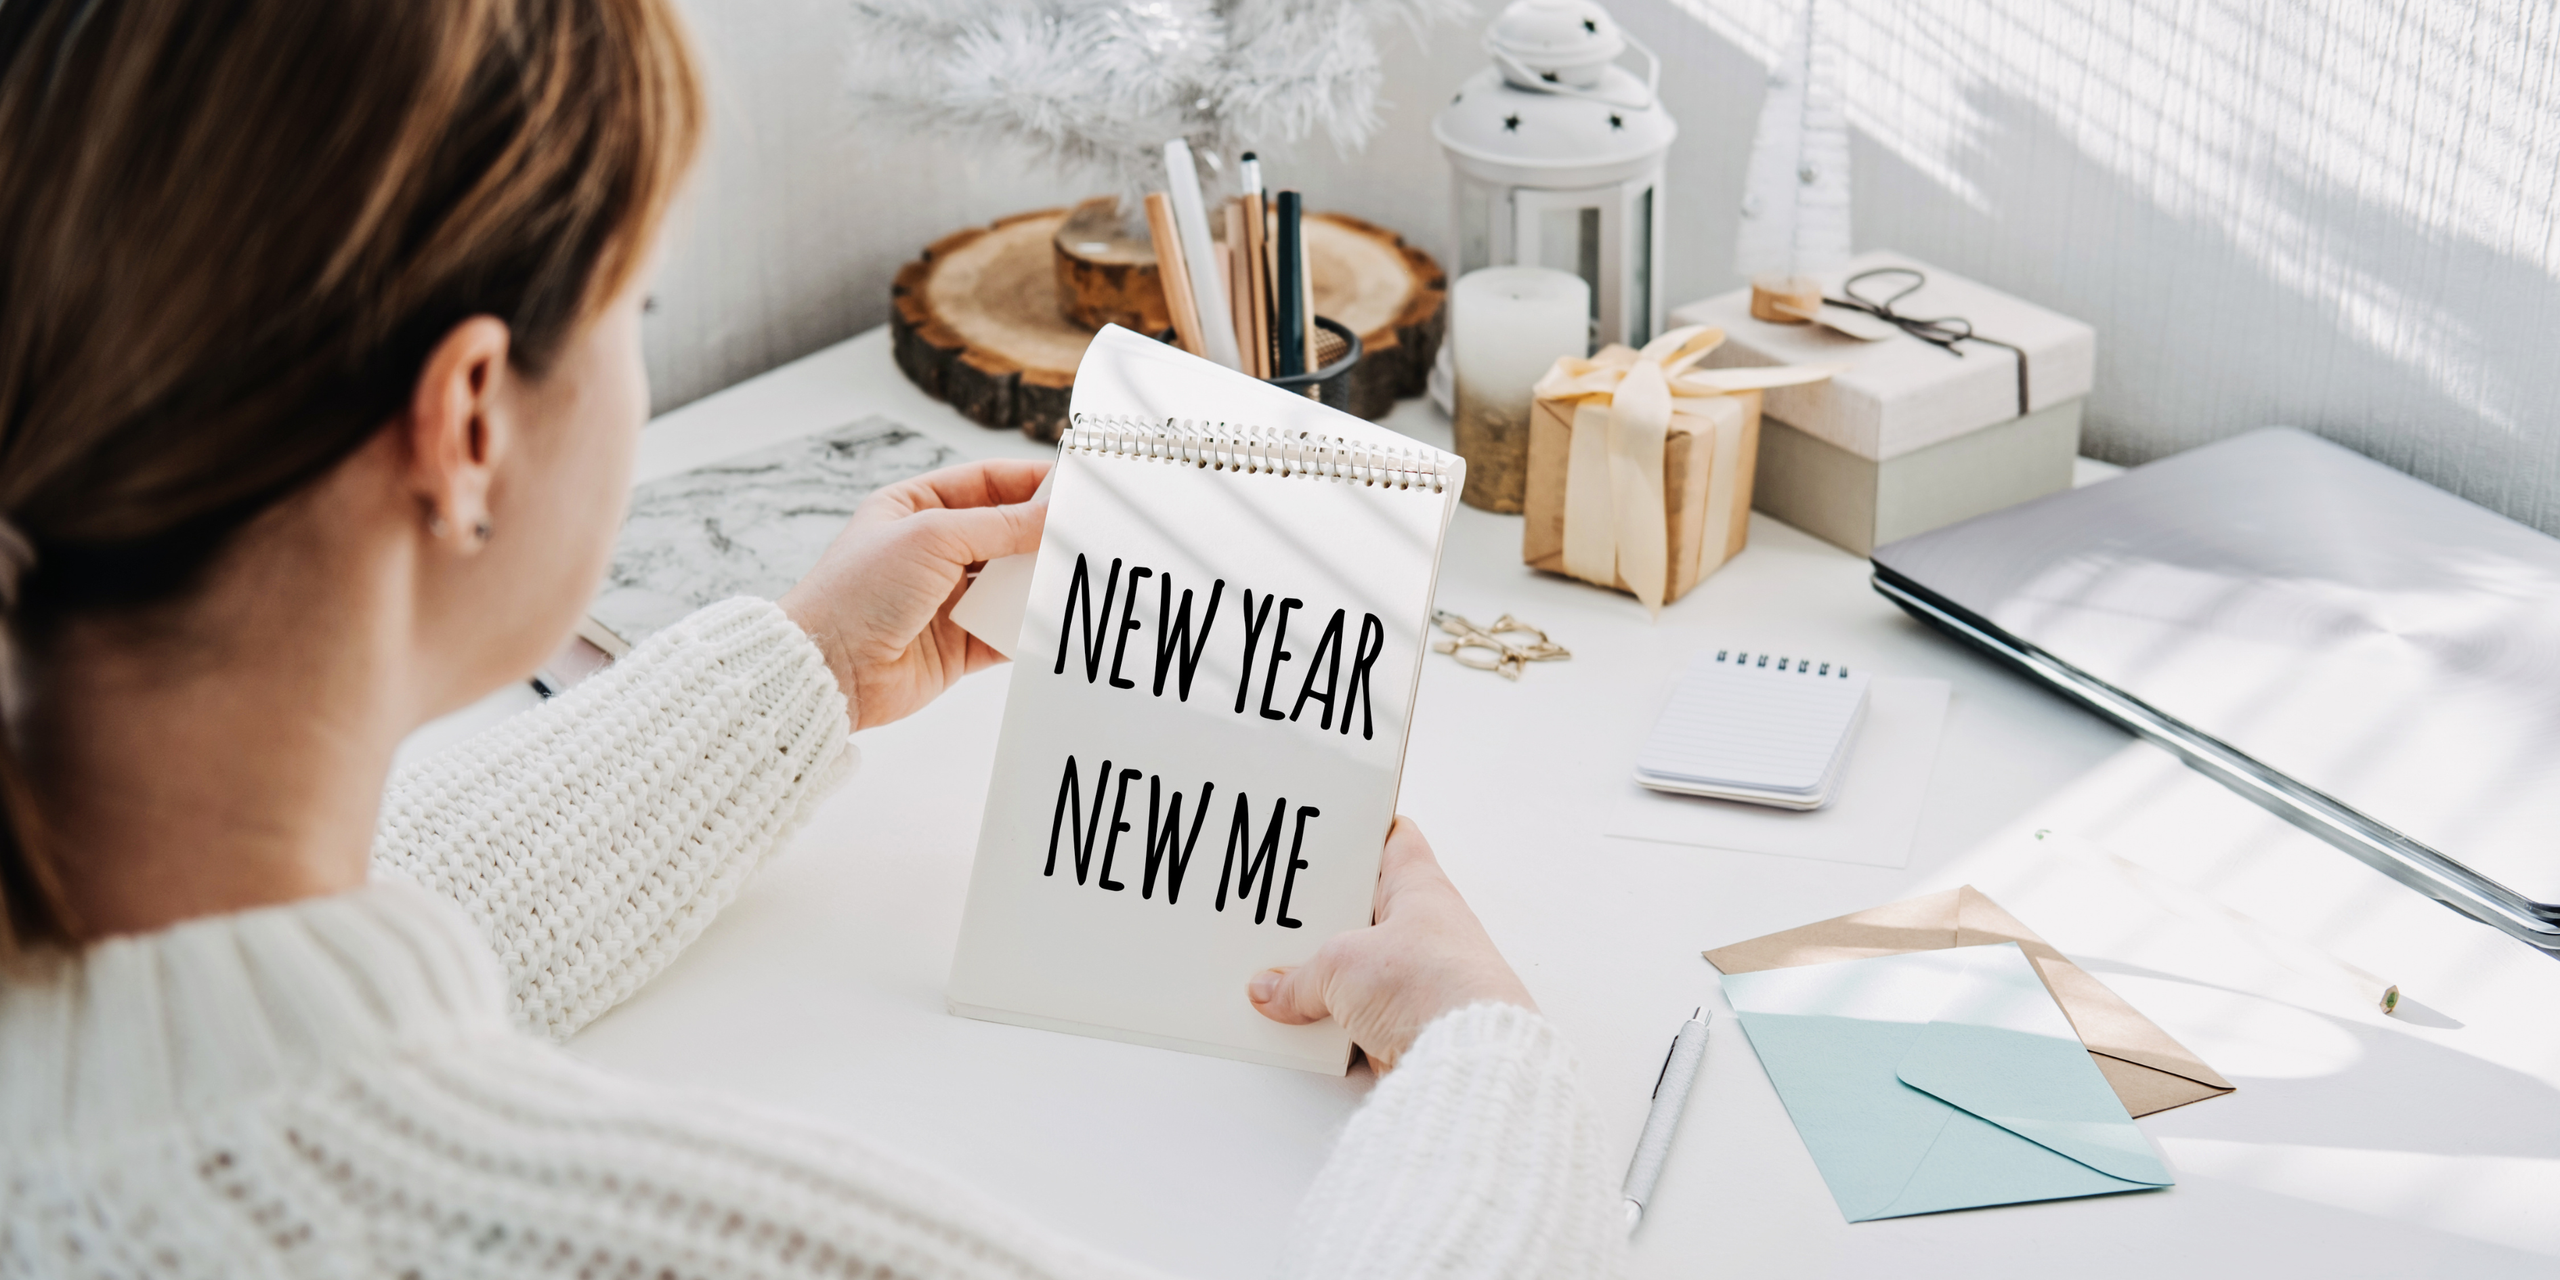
xmin=1450 ymin=266 xmax=1589 ymax=512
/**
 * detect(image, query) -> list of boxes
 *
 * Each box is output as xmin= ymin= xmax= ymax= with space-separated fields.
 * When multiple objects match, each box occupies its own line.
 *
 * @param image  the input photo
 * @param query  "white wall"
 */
xmin=642 ymin=0 xmax=1067 ymax=417
xmin=1684 ymin=0 xmax=2560 ymax=534
xmin=649 ymin=0 xmax=2560 ymax=534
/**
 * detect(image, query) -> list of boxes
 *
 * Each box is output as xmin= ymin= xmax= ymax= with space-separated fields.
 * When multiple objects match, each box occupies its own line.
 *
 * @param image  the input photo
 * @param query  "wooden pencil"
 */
xmin=1144 ymin=192 xmax=1206 ymax=356
xmin=1241 ymin=191 xmax=1271 ymax=379
xmin=1222 ymin=201 xmax=1256 ymax=379
xmin=1302 ymin=221 xmax=1320 ymax=372
xmin=1216 ymin=238 xmax=1242 ymax=367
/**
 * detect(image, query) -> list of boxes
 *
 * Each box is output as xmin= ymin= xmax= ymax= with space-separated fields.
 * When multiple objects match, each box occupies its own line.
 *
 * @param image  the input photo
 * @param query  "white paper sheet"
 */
xmin=947 ymin=328 xmax=1462 ymax=1074
xmin=1926 ymin=824 xmax=2405 ymax=1022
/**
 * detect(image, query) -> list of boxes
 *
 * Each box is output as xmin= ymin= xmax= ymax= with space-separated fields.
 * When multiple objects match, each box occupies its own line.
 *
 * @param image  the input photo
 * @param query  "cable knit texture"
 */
xmin=1283 ymin=1003 xmax=1626 ymax=1277
xmin=0 ymin=598 xmax=1625 ymax=1278
xmin=373 ymin=597 xmax=856 ymax=1041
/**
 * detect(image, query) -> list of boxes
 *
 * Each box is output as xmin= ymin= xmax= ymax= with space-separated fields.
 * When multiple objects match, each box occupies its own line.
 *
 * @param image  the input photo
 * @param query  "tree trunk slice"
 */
xmin=894 ymin=205 xmax=1447 ymax=440
xmin=892 ymin=208 xmax=1085 ymax=441
xmin=1303 ymin=213 xmax=1446 ymax=420
xmin=1053 ymin=197 xmax=1169 ymax=333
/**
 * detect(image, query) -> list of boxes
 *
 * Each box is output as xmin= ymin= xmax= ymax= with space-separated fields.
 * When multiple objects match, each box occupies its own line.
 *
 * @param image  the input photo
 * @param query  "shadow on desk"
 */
xmin=2075 ymin=955 xmax=2549 ymax=1159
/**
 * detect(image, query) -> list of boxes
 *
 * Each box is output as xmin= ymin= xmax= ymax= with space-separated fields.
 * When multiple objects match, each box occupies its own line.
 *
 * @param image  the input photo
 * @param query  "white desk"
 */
xmin=543 ymin=328 xmax=2560 ymax=1278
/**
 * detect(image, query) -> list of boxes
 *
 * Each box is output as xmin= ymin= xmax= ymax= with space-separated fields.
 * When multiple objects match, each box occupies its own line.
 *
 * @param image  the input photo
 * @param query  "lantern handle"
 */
xmin=1488 ymin=30 xmax=1660 ymax=109
xmin=1630 ymin=31 xmax=1660 ymax=96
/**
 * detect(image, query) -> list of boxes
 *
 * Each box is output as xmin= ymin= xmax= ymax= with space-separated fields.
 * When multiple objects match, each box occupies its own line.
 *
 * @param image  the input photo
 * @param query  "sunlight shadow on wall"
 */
xmin=1660 ymin=0 xmax=2560 ymax=532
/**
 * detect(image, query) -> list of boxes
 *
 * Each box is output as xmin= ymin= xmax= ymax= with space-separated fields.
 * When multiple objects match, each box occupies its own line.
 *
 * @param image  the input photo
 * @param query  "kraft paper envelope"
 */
xmin=1706 ymin=886 xmax=2233 ymax=1116
xmin=1721 ymin=943 xmax=2175 ymax=1221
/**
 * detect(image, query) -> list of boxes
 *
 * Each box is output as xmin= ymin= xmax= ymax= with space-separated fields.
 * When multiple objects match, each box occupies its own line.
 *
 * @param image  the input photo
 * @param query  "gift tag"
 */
xmin=1812 ymin=304 xmax=1899 ymax=341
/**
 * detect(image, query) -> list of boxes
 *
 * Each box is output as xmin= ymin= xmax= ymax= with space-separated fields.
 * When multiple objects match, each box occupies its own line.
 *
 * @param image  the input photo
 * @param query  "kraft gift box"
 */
xmin=1521 ymin=388 xmax=1759 ymax=606
xmin=1518 ymin=328 xmax=1839 ymax=610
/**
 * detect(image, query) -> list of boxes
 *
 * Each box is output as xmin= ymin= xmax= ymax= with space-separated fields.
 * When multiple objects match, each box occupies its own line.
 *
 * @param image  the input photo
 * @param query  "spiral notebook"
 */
xmin=946 ymin=326 xmax=1464 ymax=1074
xmin=1636 ymin=650 xmax=1873 ymax=810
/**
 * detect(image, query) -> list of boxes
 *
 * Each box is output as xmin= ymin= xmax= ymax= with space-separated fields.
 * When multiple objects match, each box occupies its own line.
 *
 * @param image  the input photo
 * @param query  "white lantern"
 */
xmin=1433 ymin=0 xmax=1677 ymax=353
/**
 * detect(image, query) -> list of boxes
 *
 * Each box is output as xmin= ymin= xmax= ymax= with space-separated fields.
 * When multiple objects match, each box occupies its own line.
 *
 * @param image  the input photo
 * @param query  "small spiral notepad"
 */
xmin=1636 ymin=649 xmax=1873 ymax=809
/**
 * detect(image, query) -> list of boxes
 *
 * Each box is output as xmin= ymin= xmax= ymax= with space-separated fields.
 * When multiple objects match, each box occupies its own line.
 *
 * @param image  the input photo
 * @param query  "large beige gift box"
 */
xmin=1671 ymin=251 xmax=2097 ymax=555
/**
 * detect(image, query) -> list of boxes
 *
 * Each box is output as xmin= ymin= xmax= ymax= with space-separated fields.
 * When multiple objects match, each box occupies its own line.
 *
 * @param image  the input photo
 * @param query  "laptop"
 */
xmin=1874 ymin=427 xmax=2560 ymax=953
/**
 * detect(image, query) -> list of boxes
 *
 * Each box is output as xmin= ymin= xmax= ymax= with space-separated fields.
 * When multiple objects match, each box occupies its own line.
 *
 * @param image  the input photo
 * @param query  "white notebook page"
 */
xmin=1638 ymin=651 xmax=1871 ymax=793
xmin=948 ymin=328 xmax=1460 ymax=1074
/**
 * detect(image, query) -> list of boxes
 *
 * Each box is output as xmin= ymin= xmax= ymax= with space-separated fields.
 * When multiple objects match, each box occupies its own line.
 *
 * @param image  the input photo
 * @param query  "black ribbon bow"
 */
xmin=1823 ymin=267 xmax=2032 ymax=419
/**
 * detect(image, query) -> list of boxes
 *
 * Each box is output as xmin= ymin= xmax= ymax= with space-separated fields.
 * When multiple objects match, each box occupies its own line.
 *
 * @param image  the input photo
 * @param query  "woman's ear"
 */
xmin=402 ymin=316 xmax=518 ymax=551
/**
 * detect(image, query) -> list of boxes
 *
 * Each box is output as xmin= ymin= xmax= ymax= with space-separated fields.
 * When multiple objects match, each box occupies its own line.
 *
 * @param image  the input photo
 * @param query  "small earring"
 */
xmin=472 ymin=519 xmax=492 ymax=544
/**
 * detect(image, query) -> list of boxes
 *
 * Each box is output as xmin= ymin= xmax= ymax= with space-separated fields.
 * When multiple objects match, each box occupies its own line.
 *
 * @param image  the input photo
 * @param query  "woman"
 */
xmin=0 ymin=2 xmax=1623 ymax=1276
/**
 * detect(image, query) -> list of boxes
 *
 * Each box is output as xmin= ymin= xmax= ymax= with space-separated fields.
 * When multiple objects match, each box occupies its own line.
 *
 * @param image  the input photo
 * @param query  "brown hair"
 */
xmin=0 ymin=0 xmax=705 ymax=955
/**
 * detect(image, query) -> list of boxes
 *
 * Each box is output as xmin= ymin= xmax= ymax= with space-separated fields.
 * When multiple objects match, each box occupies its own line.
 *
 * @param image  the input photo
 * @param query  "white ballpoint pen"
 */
xmin=1622 ymin=1007 xmax=1711 ymax=1232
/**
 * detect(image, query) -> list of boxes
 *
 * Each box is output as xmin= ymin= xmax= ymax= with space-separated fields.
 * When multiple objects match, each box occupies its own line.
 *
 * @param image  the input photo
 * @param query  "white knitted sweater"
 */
xmin=0 ymin=598 xmax=1625 ymax=1278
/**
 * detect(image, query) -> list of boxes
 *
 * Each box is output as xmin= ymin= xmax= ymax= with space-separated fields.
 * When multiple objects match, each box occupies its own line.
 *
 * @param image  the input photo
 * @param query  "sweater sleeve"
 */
xmin=238 ymin=1002 xmax=1622 ymax=1280
xmin=1282 ymin=1002 xmax=1630 ymax=1279
xmin=372 ymin=598 xmax=856 ymax=1041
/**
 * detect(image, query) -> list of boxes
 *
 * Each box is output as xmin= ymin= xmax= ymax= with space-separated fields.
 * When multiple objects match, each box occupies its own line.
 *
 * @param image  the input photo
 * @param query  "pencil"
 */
xmin=1223 ymin=201 xmax=1258 ymax=379
xmin=1302 ymin=218 xmax=1320 ymax=373
xmin=1241 ymin=191 xmax=1271 ymax=379
xmin=1144 ymin=192 xmax=1206 ymax=357
xmin=1239 ymin=152 xmax=1268 ymax=379
xmin=1160 ymin=139 xmax=1241 ymax=369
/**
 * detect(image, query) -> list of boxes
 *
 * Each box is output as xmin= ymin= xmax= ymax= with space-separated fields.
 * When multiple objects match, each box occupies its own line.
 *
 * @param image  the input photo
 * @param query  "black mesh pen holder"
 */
xmin=1266 ymin=316 xmax=1363 ymax=411
xmin=1151 ymin=315 xmax=1363 ymax=412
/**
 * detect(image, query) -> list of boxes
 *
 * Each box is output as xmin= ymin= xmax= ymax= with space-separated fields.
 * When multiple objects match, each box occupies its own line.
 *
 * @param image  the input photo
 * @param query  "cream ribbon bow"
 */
xmin=1531 ymin=325 xmax=1843 ymax=616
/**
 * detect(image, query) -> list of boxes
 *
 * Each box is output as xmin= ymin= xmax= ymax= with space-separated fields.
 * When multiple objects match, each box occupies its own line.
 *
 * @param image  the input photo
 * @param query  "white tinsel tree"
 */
xmin=1733 ymin=0 xmax=1852 ymax=288
xmin=848 ymin=0 xmax=1471 ymax=201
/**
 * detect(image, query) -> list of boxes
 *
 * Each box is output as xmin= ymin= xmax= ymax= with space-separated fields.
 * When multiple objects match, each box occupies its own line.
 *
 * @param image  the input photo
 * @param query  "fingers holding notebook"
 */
xmin=780 ymin=461 xmax=1052 ymax=730
xmin=848 ymin=456 xmax=1052 ymax=524
xmin=1249 ymin=817 xmax=1538 ymax=1073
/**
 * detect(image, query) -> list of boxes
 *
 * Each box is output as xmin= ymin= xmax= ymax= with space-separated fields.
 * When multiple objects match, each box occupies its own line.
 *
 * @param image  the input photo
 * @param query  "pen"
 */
xmin=1622 ymin=1007 xmax=1711 ymax=1233
xmin=1274 ymin=190 xmax=1304 ymax=376
xmin=1240 ymin=150 xmax=1263 ymax=198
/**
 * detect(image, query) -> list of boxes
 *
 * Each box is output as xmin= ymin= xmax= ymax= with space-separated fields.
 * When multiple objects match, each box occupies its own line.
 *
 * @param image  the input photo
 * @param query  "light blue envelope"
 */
xmin=1720 ymin=942 xmax=2173 ymax=1221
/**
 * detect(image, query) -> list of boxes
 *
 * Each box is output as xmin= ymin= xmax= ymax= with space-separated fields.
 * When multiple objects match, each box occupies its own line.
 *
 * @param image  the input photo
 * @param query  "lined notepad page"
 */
xmin=1639 ymin=651 xmax=1872 ymax=793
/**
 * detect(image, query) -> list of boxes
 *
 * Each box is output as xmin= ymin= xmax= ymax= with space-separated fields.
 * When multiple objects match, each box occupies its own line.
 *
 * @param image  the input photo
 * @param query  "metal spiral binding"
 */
xmin=1063 ymin=412 xmax=1452 ymax=494
xmin=1714 ymin=649 xmax=1848 ymax=678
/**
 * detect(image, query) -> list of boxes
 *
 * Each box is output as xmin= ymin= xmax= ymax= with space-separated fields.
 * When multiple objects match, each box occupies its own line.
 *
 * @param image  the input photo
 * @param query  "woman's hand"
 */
xmin=779 ymin=458 xmax=1049 ymax=731
xmin=1247 ymin=817 xmax=1536 ymax=1072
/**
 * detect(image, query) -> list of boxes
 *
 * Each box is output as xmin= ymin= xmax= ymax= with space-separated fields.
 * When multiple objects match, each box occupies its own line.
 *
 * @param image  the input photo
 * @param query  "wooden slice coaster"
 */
xmin=894 ymin=204 xmax=1447 ymax=440
xmin=1305 ymin=212 xmax=1445 ymax=419
xmin=891 ymin=208 xmax=1084 ymax=442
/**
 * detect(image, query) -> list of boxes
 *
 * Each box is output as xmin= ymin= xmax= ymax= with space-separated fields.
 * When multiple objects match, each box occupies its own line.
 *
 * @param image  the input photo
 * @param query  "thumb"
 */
xmin=1247 ymin=960 xmax=1333 ymax=1026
